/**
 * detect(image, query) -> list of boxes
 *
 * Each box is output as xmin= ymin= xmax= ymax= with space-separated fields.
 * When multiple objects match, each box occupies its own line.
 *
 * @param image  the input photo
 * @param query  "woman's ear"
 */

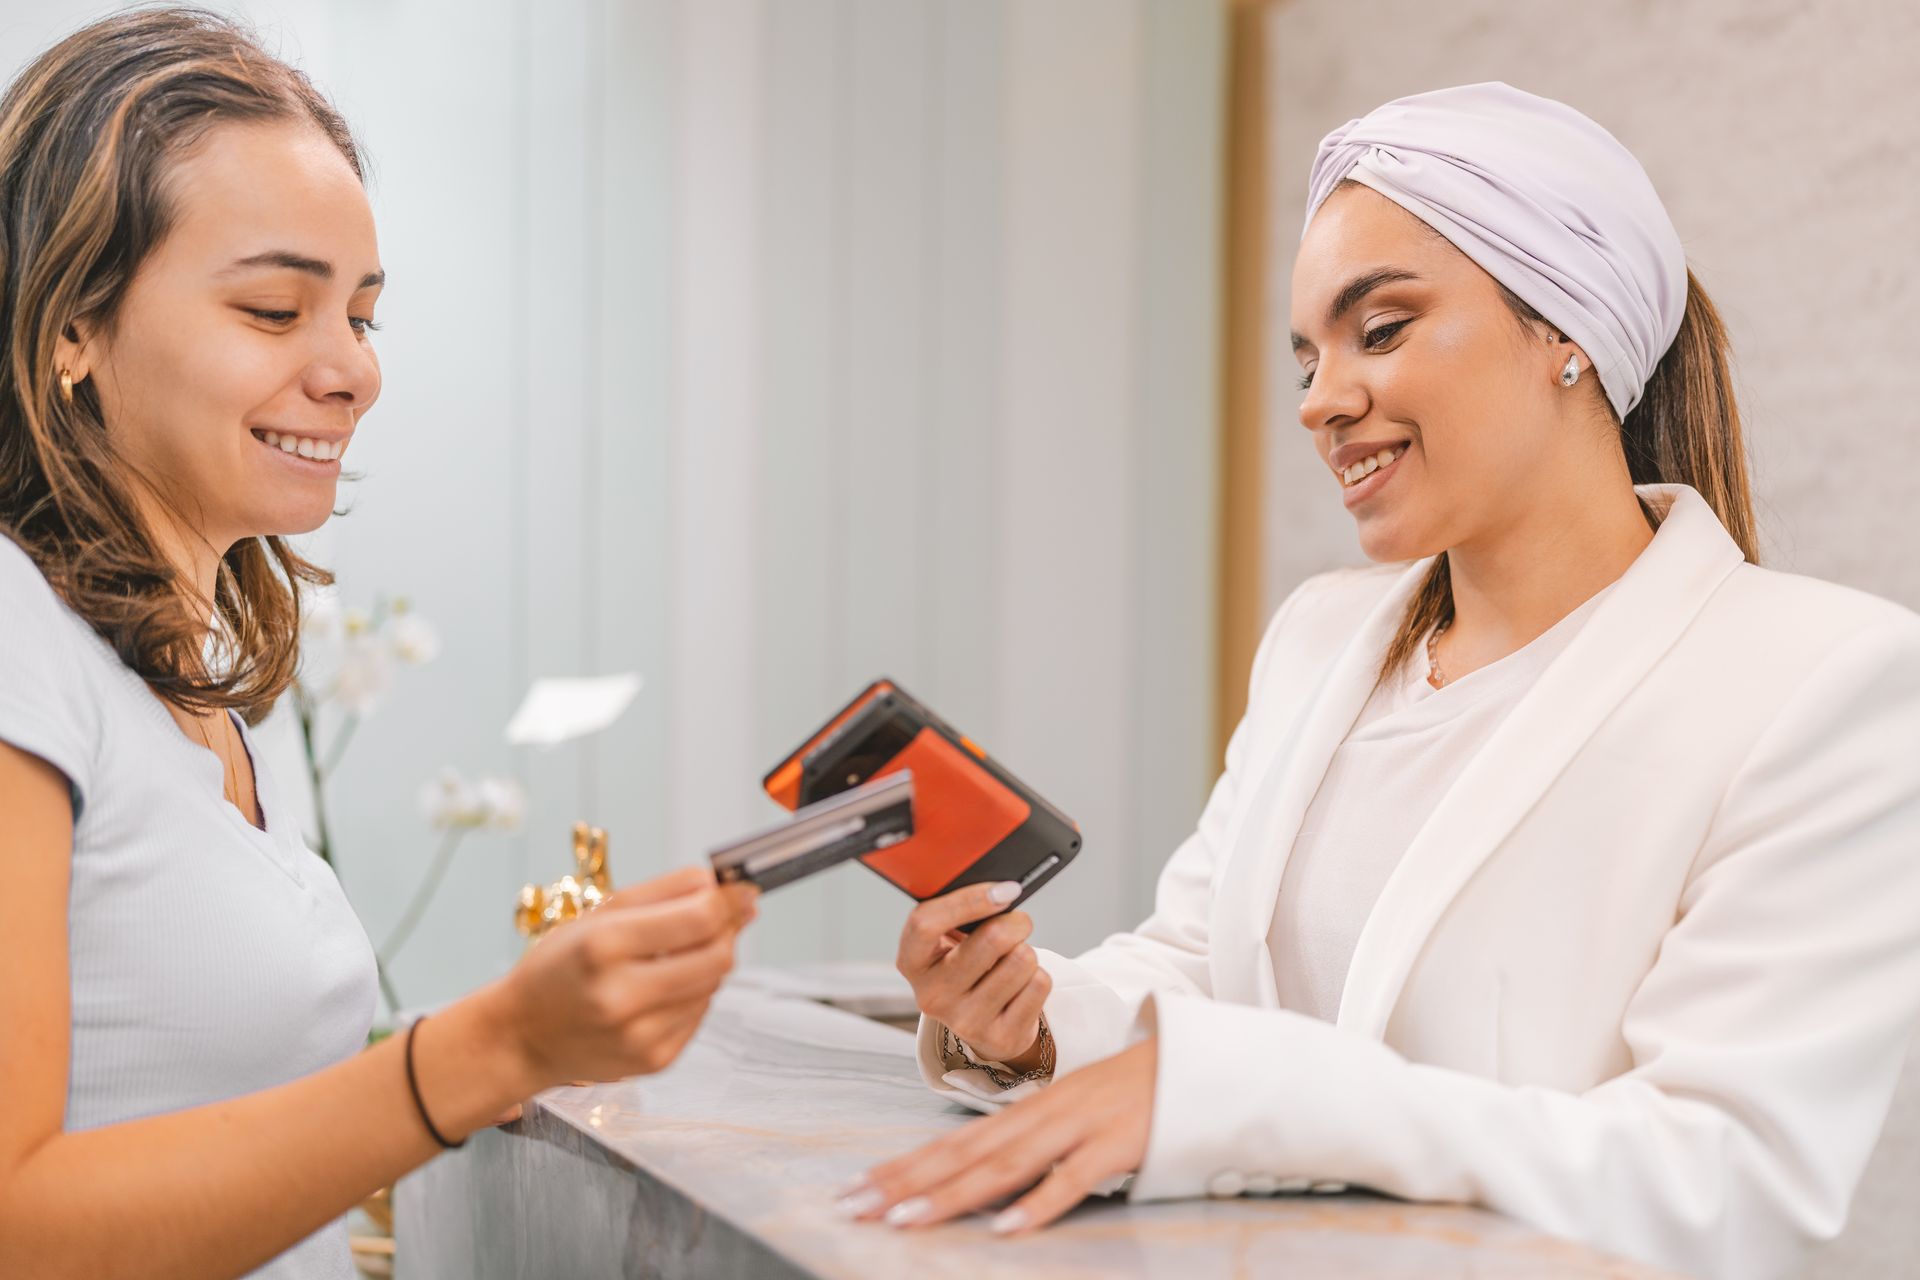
xmin=53 ymin=319 xmax=97 ymax=389
xmin=1549 ymin=330 xmax=1592 ymax=385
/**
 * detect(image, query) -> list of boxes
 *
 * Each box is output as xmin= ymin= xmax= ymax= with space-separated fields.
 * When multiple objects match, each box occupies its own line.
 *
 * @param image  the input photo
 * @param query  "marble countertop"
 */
xmin=396 ymin=983 xmax=1676 ymax=1279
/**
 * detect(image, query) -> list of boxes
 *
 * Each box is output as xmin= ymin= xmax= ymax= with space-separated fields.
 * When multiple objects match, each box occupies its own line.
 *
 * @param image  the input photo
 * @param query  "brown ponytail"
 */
xmin=0 ymin=7 xmax=364 ymax=723
xmin=1376 ymin=267 xmax=1760 ymax=687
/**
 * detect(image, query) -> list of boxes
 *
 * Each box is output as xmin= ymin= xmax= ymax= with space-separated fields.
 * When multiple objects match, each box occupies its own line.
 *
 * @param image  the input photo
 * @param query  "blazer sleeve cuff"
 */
xmin=1126 ymin=990 xmax=1356 ymax=1203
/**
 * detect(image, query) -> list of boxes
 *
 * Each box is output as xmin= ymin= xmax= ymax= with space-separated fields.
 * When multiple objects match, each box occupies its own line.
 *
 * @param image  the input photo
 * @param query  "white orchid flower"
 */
xmin=420 ymin=768 xmax=526 ymax=832
xmin=389 ymin=614 xmax=441 ymax=666
xmin=473 ymin=777 xmax=527 ymax=831
xmin=419 ymin=768 xmax=482 ymax=829
xmin=300 ymin=589 xmax=344 ymax=645
xmin=332 ymin=632 xmax=395 ymax=716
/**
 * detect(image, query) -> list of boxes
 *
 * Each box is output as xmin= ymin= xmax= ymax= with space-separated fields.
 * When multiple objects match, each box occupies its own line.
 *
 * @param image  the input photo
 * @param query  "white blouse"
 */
xmin=1267 ymin=578 xmax=1619 ymax=1023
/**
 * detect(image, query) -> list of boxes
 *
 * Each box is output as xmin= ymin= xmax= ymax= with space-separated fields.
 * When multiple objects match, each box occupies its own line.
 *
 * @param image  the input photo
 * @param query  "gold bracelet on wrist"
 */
xmin=977 ymin=1017 xmax=1055 ymax=1090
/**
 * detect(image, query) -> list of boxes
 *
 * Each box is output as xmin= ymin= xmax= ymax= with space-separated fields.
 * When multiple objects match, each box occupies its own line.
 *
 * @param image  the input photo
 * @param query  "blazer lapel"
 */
xmin=1333 ymin=483 xmax=1747 ymax=1039
xmin=1209 ymin=555 xmax=1435 ymax=1005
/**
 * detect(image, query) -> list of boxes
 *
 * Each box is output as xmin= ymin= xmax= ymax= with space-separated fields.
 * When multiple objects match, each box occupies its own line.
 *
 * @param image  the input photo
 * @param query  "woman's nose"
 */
xmin=1297 ymin=356 xmax=1367 ymax=433
xmin=304 ymin=322 xmax=380 ymax=409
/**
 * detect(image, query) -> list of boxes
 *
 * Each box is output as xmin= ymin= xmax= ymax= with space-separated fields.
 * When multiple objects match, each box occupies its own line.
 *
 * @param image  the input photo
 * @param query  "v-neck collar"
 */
xmin=1208 ymin=483 xmax=1745 ymax=1033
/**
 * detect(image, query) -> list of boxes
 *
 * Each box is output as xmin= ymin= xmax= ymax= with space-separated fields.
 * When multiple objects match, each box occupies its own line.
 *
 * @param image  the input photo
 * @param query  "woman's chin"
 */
xmin=1353 ymin=514 xmax=1438 ymax=565
xmin=251 ymin=500 xmax=337 ymax=540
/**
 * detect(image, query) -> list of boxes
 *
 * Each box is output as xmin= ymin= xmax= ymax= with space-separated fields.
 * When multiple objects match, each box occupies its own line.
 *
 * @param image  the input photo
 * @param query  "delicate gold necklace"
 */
xmin=194 ymin=710 xmax=243 ymax=813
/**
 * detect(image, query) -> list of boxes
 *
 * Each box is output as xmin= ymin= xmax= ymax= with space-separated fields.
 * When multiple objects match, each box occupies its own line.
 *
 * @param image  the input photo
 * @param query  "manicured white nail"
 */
xmin=834 ymin=1187 xmax=884 ymax=1218
xmin=990 ymin=1206 xmax=1031 ymax=1235
xmin=989 ymin=881 xmax=1021 ymax=904
xmin=885 ymin=1196 xmax=933 ymax=1227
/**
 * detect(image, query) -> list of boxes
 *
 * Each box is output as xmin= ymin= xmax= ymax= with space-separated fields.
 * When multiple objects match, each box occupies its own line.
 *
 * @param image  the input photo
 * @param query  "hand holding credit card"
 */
xmin=709 ymin=773 xmax=915 ymax=891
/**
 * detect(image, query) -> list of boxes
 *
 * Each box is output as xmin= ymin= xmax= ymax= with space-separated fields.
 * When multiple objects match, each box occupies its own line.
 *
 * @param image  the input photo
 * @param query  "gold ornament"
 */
xmin=514 ymin=822 xmax=613 ymax=944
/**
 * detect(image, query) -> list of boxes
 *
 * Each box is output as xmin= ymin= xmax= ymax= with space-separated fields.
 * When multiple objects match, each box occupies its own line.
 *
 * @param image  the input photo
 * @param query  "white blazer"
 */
xmin=917 ymin=482 xmax=1920 ymax=1280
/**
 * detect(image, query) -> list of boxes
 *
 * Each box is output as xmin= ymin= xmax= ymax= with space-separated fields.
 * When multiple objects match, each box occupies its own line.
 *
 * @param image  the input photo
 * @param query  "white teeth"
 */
xmin=1341 ymin=444 xmax=1407 ymax=486
xmin=257 ymin=431 xmax=343 ymax=461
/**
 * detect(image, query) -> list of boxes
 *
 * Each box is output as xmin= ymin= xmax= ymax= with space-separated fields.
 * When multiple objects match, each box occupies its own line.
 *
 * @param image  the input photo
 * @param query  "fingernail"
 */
xmin=989 ymin=881 xmax=1021 ymax=904
xmin=990 ymin=1206 xmax=1030 ymax=1235
xmin=885 ymin=1196 xmax=932 ymax=1227
xmin=834 ymin=1188 xmax=884 ymax=1218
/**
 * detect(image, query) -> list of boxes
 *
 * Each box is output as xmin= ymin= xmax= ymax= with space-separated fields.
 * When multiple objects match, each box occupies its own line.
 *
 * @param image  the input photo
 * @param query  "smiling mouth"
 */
xmin=1339 ymin=443 xmax=1408 ymax=487
xmin=251 ymin=429 xmax=345 ymax=462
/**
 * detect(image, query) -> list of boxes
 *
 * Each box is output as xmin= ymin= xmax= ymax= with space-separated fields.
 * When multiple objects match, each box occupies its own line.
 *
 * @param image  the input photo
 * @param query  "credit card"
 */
xmin=709 ymin=772 xmax=915 ymax=891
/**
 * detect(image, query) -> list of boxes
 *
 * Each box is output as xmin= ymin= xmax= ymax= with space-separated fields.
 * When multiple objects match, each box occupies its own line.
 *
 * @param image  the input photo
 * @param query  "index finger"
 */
xmin=720 ymin=881 xmax=760 ymax=927
xmin=593 ymin=884 xmax=735 ymax=958
xmin=603 ymin=864 xmax=716 ymax=911
xmin=901 ymin=881 xmax=1020 ymax=970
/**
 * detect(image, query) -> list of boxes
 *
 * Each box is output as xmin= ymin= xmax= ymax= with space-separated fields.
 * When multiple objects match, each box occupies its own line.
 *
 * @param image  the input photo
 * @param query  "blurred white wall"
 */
xmin=0 ymin=0 xmax=1226 ymax=1006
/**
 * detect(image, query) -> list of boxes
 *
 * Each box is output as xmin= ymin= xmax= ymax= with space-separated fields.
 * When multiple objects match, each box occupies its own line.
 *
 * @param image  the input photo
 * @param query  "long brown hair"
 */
xmin=0 ymin=6 xmax=364 ymax=724
xmin=1375 ymin=199 xmax=1759 ymax=687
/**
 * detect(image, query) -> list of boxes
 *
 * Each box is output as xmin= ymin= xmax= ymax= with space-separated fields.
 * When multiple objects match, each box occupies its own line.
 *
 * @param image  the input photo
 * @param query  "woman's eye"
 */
xmin=1297 ymin=320 xmax=1411 ymax=391
xmin=249 ymin=309 xmax=298 ymax=325
xmin=350 ymin=316 xmax=382 ymax=336
xmin=1363 ymin=319 xmax=1409 ymax=349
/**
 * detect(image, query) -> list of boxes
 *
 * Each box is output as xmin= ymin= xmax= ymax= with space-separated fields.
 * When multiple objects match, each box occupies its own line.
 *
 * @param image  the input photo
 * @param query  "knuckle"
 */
xmin=585 ymin=985 xmax=625 ymax=1028
xmin=576 ymin=926 xmax=616 ymax=973
xmin=980 ymin=918 xmax=1022 ymax=952
xmin=980 ymin=1151 xmax=1028 ymax=1185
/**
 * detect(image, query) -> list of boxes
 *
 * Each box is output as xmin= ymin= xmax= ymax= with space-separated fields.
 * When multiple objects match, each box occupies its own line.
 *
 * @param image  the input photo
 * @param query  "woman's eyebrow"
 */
xmin=220 ymin=250 xmax=385 ymax=289
xmin=1290 ymin=267 xmax=1425 ymax=352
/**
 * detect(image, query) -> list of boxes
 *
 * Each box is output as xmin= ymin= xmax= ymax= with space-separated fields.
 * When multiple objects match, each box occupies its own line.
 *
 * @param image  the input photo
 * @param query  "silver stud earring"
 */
xmin=1559 ymin=354 xmax=1580 ymax=387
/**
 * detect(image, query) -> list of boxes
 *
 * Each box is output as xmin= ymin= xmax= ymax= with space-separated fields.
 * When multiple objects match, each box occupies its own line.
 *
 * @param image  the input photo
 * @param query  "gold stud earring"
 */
xmin=58 ymin=368 xmax=74 ymax=404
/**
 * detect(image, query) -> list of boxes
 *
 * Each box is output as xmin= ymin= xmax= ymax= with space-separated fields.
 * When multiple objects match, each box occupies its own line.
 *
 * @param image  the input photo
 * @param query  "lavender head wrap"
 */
xmin=1303 ymin=82 xmax=1685 ymax=420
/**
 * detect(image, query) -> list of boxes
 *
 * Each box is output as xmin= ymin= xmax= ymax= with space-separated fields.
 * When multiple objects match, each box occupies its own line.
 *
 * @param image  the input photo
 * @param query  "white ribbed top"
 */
xmin=1268 ymin=578 xmax=1618 ymax=1023
xmin=0 ymin=536 xmax=377 ymax=1280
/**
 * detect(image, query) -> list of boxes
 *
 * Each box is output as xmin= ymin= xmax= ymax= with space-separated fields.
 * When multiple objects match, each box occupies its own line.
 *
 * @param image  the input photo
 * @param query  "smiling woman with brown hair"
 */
xmin=849 ymin=83 xmax=1920 ymax=1280
xmin=0 ymin=10 xmax=756 ymax=1279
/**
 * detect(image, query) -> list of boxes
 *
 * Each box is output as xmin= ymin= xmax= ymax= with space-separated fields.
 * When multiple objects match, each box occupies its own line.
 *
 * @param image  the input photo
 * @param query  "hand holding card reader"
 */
xmin=759 ymin=679 xmax=1080 ymax=928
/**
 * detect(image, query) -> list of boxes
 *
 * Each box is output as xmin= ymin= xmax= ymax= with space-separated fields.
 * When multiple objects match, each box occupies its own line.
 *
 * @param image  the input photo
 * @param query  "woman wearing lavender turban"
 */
xmin=847 ymin=83 xmax=1920 ymax=1279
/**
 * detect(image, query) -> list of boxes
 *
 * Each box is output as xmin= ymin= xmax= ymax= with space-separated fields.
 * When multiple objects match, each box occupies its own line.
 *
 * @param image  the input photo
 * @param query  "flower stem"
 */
xmin=321 ymin=714 xmax=360 ymax=779
xmin=294 ymin=684 xmax=335 ymax=868
xmin=373 ymin=958 xmax=404 ymax=1021
xmin=378 ymin=828 xmax=467 ymax=965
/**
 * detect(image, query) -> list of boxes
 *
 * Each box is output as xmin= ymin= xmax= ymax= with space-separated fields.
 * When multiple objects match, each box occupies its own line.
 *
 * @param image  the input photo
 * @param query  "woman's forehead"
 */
xmin=163 ymin=123 xmax=375 ymax=269
xmin=1292 ymin=189 xmax=1465 ymax=328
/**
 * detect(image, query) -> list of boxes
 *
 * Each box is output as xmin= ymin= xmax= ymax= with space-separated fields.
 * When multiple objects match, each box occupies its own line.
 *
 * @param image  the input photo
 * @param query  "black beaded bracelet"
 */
xmin=404 ymin=1015 xmax=465 ymax=1150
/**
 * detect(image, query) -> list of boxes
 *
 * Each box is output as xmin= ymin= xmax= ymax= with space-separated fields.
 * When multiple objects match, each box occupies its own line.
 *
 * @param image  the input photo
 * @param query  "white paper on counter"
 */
xmin=504 ymin=673 xmax=643 ymax=747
